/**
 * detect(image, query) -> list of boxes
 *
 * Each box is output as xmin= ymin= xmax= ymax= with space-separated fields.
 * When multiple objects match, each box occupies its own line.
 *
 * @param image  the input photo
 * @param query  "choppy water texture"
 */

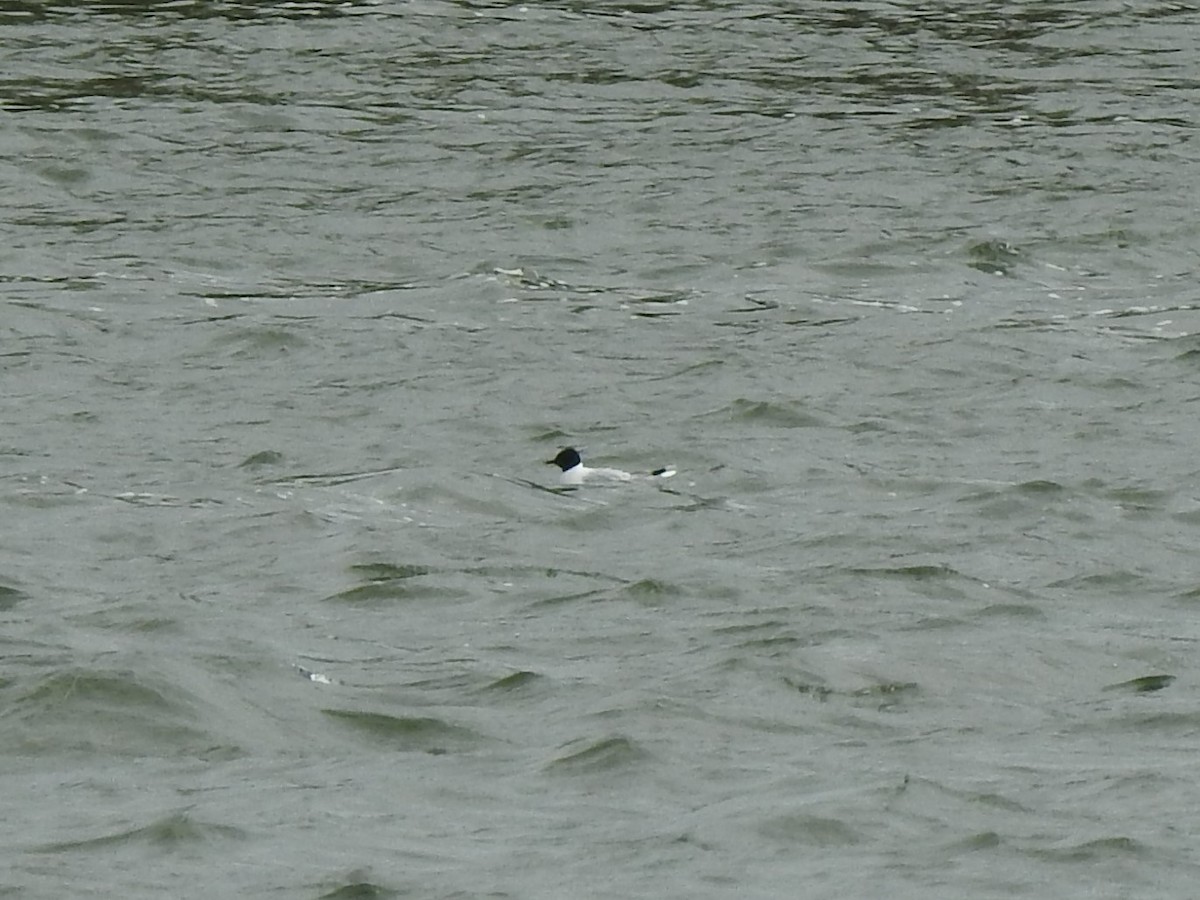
xmin=4 ymin=2 xmax=1200 ymax=897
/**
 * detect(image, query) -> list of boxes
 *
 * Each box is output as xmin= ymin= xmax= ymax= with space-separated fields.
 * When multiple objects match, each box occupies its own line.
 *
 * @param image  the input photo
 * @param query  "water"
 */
xmin=4 ymin=1 xmax=1200 ymax=897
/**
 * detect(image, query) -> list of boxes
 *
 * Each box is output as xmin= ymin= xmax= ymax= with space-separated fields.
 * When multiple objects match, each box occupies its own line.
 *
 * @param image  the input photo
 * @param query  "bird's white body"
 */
xmin=558 ymin=463 xmax=635 ymax=486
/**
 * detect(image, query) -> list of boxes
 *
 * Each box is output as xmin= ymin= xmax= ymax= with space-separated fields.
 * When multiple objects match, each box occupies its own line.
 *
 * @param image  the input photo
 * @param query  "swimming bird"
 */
xmin=546 ymin=447 xmax=675 ymax=486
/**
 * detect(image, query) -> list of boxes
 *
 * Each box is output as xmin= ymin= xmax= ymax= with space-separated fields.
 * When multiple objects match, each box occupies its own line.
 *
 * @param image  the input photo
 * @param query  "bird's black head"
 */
xmin=546 ymin=447 xmax=582 ymax=471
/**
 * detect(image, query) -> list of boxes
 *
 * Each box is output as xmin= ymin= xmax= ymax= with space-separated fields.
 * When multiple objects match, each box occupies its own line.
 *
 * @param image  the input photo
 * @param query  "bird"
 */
xmin=546 ymin=447 xmax=675 ymax=486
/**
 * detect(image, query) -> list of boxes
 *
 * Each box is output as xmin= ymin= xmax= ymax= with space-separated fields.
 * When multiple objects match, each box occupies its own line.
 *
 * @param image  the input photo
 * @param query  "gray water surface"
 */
xmin=4 ymin=2 xmax=1200 ymax=898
